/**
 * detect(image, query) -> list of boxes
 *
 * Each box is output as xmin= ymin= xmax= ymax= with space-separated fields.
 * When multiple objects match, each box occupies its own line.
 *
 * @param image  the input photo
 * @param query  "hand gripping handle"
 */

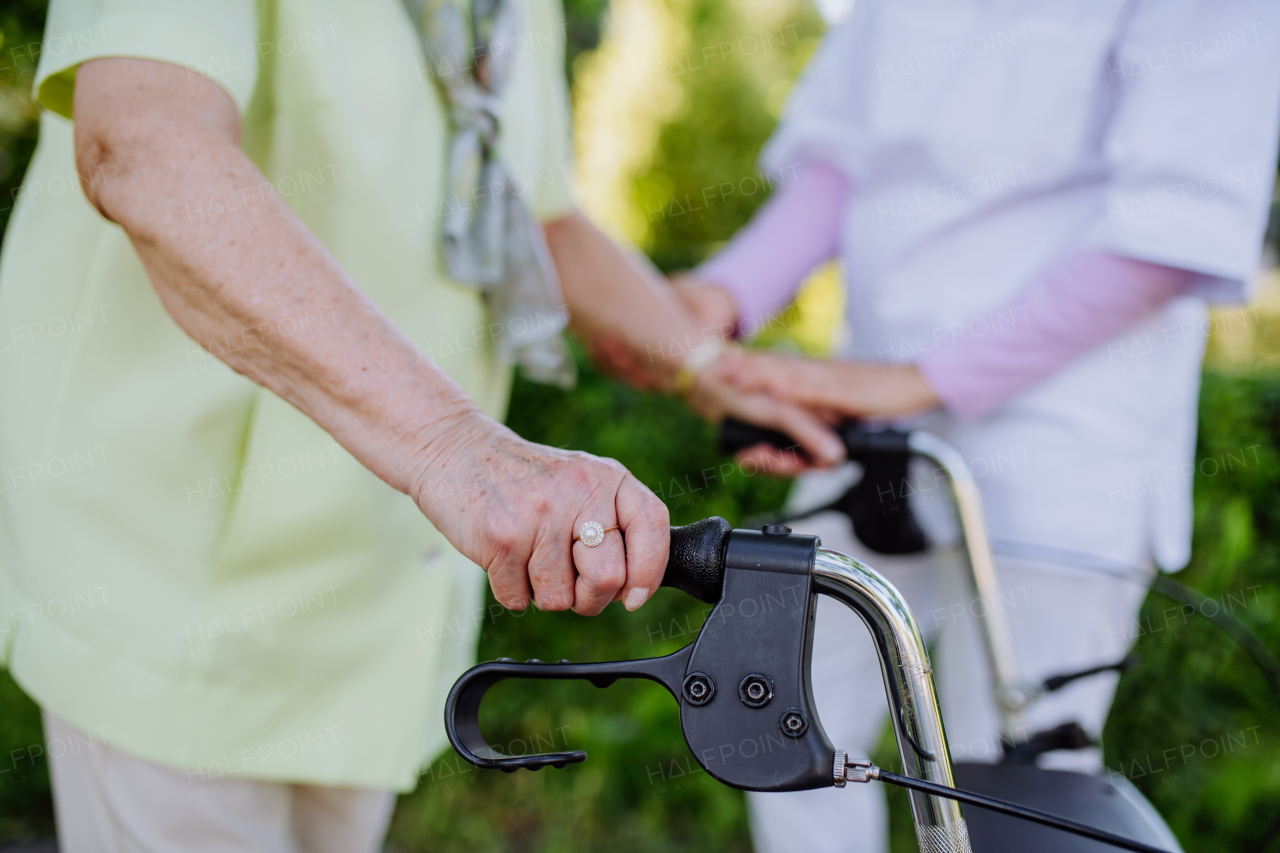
xmin=444 ymin=518 xmax=733 ymax=772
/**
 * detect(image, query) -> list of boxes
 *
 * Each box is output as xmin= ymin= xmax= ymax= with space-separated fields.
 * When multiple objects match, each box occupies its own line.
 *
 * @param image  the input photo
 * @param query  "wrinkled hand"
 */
xmin=719 ymin=352 xmax=940 ymax=419
xmin=411 ymin=412 xmax=669 ymax=615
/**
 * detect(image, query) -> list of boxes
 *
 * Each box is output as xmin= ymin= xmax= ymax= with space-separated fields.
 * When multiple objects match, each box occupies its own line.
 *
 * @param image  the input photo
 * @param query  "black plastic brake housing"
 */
xmin=444 ymin=524 xmax=836 ymax=792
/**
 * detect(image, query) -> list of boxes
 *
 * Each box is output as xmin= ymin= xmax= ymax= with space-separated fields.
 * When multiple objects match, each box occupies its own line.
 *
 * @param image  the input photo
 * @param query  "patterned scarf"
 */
xmin=404 ymin=0 xmax=575 ymax=387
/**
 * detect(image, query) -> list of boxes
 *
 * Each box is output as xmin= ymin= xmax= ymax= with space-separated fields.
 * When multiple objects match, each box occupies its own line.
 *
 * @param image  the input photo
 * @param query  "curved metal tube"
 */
xmin=814 ymin=548 xmax=972 ymax=853
xmin=906 ymin=431 xmax=1029 ymax=740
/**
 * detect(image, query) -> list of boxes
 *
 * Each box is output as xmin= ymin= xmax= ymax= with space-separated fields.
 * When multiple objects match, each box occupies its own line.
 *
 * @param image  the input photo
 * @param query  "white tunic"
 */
xmin=764 ymin=0 xmax=1280 ymax=571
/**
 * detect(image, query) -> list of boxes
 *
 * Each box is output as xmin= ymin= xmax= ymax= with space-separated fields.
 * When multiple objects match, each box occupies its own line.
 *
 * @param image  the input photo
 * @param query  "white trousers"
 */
xmin=44 ymin=713 xmax=396 ymax=853
xmin=746 ymin=508 xmax=1149 ymax=853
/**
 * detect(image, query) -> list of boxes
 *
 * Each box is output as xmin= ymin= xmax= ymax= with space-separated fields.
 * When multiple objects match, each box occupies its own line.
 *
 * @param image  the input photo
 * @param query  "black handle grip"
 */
xmin=660 ymin=516 xmax=732 ymax=604
xmin=719 ymin=418 xmax=912 ymax=460
xmin=719 ymin=419 xmax=801 ymax=458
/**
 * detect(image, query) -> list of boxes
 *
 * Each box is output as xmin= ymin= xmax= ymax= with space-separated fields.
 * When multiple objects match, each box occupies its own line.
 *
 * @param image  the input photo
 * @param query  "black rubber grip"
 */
xmin=719 ymin=418 xmax=912 ymax=460
xmin=660 ymin=517 xmax=732 ymax=604
xmin=719 ymin=418 xmax=801 ymax=458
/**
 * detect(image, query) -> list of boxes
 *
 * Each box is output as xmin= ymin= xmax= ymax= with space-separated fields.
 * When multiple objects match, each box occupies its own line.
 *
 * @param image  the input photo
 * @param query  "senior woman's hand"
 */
xmin=74 ymin=57 xmax=667 ymax=617
xmin=411 ymin=411 xmax=669 ymax=614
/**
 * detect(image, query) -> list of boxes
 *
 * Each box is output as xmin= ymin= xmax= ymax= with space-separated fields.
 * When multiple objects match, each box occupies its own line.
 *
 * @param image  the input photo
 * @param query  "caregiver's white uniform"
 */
xmin=746 ymin=2 xmax=1280 ymax=852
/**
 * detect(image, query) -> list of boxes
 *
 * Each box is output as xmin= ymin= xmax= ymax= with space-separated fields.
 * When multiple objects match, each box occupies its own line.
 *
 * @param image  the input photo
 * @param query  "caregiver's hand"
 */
xmin=75 ymin=57 xmax=667 ymax=618
xmin=411 ymin=412 xmax=668 ymax=615
xmin=538 ymin=223 xmax=842 ymax=469
xmin=719 ymin=352 xmax=940 ymax=419
xmin=685 ymin=359 xmax=845 ymax=473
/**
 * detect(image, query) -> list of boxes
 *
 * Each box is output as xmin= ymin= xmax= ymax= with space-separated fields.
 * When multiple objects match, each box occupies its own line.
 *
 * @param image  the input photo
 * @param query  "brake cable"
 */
xmin=839 ymin=763 xmax=1173 ymax=853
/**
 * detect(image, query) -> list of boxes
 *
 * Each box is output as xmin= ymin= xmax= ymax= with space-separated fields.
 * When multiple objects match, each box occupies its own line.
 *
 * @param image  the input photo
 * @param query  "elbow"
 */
xmin=73 ymin=122 xmax=133 ymax=223
xmin=70 ymin=58 xmax=244 ymax=226
xmin=74 ymin=135 xmax=111 ymax=219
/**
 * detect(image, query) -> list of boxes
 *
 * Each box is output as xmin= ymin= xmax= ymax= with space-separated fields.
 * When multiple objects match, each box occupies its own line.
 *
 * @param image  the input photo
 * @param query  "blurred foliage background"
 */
xmin=1 ymin=1 xmax=1279 ymax=851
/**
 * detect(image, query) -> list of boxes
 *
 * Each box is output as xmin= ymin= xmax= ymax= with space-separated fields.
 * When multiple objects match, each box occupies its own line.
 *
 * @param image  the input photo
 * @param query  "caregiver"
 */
xmin=680 ymin=2 xmax=1280 ymax=851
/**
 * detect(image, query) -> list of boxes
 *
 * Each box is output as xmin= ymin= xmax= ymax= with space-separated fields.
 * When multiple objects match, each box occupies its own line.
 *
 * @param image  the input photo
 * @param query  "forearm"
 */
xmin=76 ymin=59 xmax=481 ymax=496
xmin=918 ymin=252 xmax=1194 ymax=421
xmin=69 ymin=59 xmax=676 ymax=616
xmin=544 ymin=211 xmax=718 ymax=391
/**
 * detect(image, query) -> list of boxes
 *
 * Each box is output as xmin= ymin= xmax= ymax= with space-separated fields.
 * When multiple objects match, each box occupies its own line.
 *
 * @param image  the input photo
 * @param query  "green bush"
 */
xmin=1104 ymin=371 xmax=1280 ymax=853
xmin=629 ymin=1 xmax=823 ymax=271
xmin=0 ymin=0 xmax=44 ymax=241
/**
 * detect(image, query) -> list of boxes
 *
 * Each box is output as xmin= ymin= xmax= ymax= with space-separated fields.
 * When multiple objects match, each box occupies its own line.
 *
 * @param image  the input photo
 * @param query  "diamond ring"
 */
xmin=574 ymin=521 xmax=619 ymax=547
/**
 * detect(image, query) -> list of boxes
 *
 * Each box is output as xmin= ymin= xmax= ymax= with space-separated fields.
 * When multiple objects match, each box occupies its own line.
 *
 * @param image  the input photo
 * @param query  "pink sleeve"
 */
xmin=696 ymin=160 xmax=849 ymax=335
xmin=918 ymin=252 xmax=1195 ymax=422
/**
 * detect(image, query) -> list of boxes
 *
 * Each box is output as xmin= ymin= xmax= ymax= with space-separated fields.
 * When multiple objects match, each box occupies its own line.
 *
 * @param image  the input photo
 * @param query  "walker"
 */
xmin=444 ymin=422 xmax=1187 ymax=852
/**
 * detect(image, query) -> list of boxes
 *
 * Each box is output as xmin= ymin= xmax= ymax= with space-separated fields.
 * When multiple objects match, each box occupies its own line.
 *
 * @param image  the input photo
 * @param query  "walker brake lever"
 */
xmin=446 ymin=650 xmax=693 ymax=771
xmin=444 ymin=518 xmax=839 ymax=791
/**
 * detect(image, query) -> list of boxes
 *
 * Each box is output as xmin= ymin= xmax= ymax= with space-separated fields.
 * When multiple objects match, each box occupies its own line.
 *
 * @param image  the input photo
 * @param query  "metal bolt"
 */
xmin=738 ymin=673 xmax=774 ymax=708
xmin=779 ymin=708 xmax=808 ymax=738
xmin=682 ymin=672 xmax=716 ymax=706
